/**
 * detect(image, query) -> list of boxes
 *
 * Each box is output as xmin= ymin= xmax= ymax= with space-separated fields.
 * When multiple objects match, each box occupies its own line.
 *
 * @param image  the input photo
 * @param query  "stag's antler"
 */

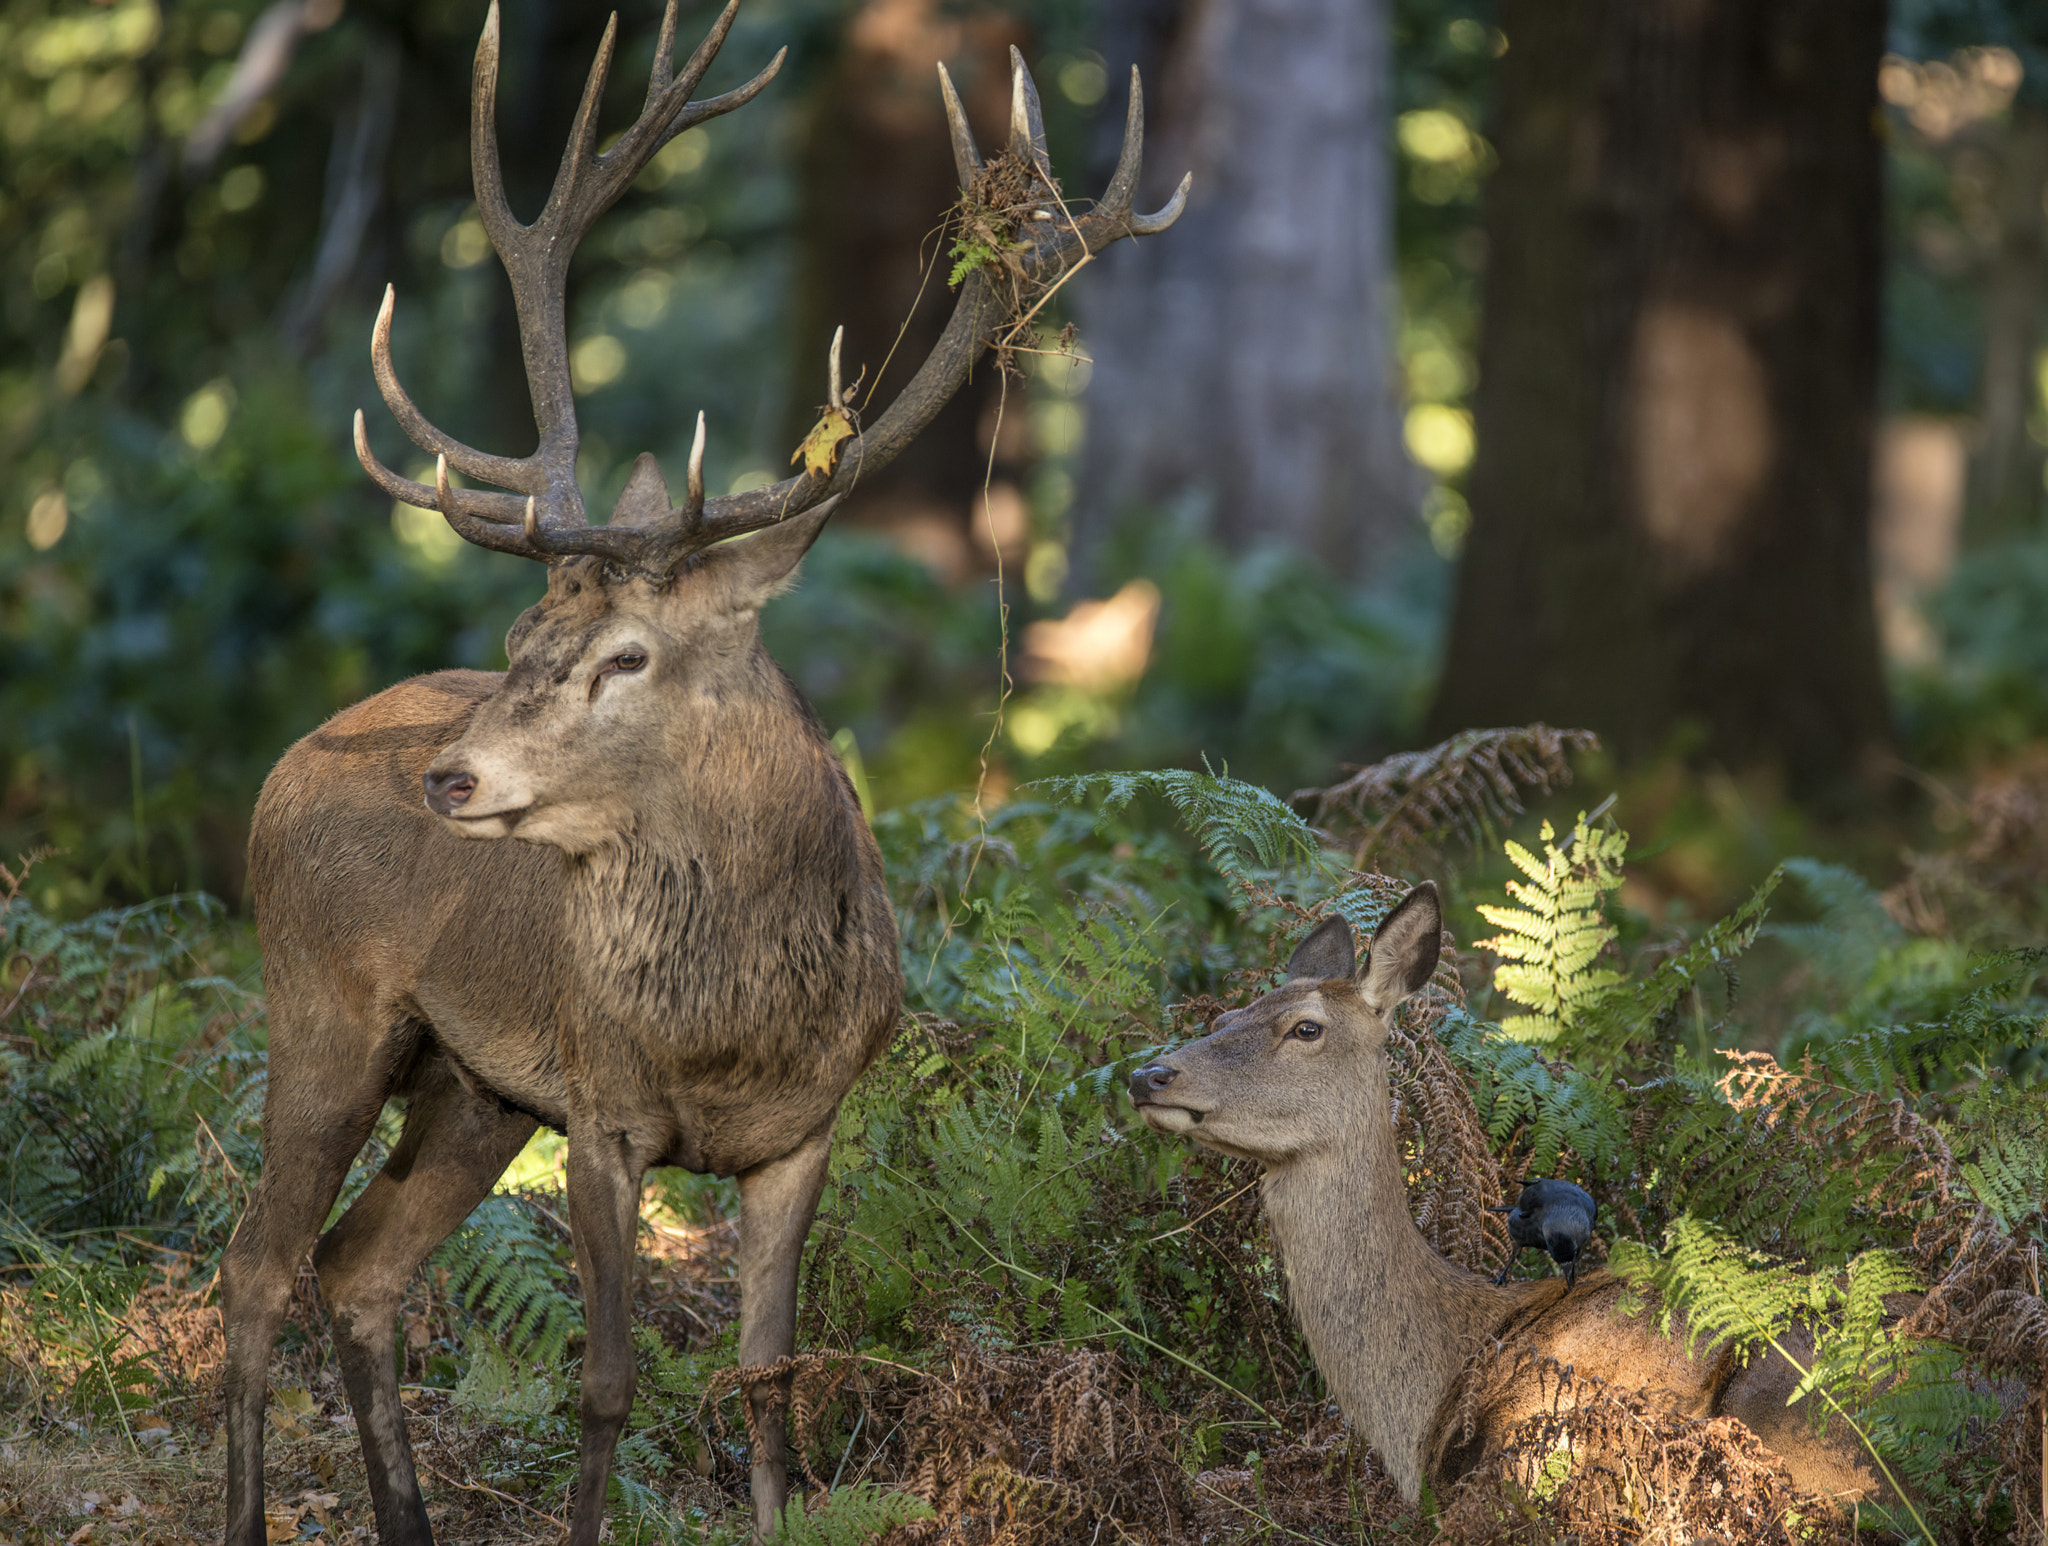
xmin=355 ymin=3 xmax=1188 ymax=572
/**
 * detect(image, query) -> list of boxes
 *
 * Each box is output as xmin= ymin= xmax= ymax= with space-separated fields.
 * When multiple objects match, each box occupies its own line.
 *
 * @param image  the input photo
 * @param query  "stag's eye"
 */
xmin=1290 ymin=1019 xmax=1324 ymax=1042
xmin=590 ymin=649 xmax=650 ymax=700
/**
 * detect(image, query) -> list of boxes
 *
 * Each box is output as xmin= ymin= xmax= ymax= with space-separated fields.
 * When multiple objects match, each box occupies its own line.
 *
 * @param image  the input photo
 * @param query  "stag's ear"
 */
xmin=610 ymin=454 xmax=671 ymax=528
xmin=1359 ymin=882 xmax=1442 ymax=1014
xmin=691 ymin=497 xmax=841 ymax=613
xmin=1285 ymin=914 xmax=1356 ymax=983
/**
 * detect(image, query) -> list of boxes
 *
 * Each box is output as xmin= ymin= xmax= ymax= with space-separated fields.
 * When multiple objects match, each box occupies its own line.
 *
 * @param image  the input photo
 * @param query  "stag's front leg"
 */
xmin=735 ymin=1123 xmax=835 ymax=1536
xmin=564 ymin=1115 xmax=654 ymax=1546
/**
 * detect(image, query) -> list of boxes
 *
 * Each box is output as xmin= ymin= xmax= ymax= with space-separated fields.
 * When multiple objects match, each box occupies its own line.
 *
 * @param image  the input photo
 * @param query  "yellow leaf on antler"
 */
xmin=792 ymin=407 xmax=855 ymax=479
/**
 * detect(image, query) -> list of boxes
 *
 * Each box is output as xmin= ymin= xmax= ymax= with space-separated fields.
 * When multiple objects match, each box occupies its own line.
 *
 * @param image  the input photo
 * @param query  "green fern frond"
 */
xmin=775 ymin=1482 xmax=932 ymax=1545
xmin=434 ymin=1193 xmax=583 ymax=1365
xmin=1572 ymin=868 xmax=1780 ymax=1067
xmin=1033 ymin=761 xmax=1328 ymax=886
xmin=1474 ymin=817 xmax=1627 ymax=1045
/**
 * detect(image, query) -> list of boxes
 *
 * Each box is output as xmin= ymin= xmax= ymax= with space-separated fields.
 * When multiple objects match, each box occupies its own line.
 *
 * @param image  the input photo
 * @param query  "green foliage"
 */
xmin=1033 ymin=759 xmax=1330 ymax=888
xmin=452 ymin=1332 xmax=568 ymax=1427
xmin=946 ymin=238 xmax=999 ymax=288
xmin=1611 ymin=1216 xmax=1982 ymax=1533
xmin=775 ymin=1483 xmax=933 ymax=1545
xmin=8 ymin=765 xmax=2048 ymax=1539
xmin=1447 ymin=1019 xmax=1633 ymax=1178
xmin=0 ymin=886 xmax=262 ymax=1255
xmin=1570 ymin=867 xmax=1780 ymax=1069
xmin=1473 ymin=816 xmax=1627 ymax=1045
xmin=433 ymin=1193 xmax=584 ymax=1368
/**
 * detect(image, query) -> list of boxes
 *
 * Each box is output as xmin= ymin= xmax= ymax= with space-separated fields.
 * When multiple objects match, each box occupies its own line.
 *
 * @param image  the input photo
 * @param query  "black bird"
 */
xmin=1490 ymin=1179 xmax=1596 ymax=1289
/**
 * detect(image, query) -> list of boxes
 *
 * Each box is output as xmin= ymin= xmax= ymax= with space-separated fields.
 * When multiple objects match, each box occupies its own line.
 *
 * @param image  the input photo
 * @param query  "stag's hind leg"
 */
xmin=313 ymin=1053 xmax=536 ymax=1546
xmin=219 ymin=1013 xmax=401 ymax=1546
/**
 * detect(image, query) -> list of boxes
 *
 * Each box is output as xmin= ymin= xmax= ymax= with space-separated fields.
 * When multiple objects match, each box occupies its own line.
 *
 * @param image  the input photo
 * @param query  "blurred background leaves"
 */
xmin=4 ymin=0 xmax=2048 ymax=912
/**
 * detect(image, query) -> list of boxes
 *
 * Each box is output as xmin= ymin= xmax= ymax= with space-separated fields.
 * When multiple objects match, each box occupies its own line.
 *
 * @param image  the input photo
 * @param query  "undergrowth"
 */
xmin=3 ymin=730 xmax=2047 ymax=1543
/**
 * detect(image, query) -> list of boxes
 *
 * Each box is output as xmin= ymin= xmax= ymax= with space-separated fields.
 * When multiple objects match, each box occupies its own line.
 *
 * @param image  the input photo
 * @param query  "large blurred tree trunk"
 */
xmin=1967 ymin=102 xmax=2048 ymax=544
xmin=1429 ymin=0 xmax=1890 ymax=800
xmin=792 ymin=0 xmax=1027 ymax=581
xmin=1066 ymin=0 xmax=1415 ymax=587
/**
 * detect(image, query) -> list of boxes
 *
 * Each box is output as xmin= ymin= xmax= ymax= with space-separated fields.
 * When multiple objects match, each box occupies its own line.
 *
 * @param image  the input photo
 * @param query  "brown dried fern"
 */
xmin=1293 ymin=725 xmax=1597 ymax=874
xmin=1439 ymin=1371 xmax=1857 ymax=1546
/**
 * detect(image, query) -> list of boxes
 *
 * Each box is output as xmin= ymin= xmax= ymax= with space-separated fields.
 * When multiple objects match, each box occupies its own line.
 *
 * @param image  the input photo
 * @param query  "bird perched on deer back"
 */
xmin=1491 ymin=1179 xmax=1596 ymax=1289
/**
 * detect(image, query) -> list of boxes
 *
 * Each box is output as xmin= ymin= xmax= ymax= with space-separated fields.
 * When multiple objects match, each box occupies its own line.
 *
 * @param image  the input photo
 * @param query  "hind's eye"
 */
xmin=613 ymin=651 xmax=647 ymax=672
xmin=1291 ymin=1020 xmax=1323 ymax=1041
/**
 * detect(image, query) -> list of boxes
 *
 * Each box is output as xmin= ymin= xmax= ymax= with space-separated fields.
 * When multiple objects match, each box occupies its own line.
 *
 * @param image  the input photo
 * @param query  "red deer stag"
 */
xmin=1128 ymin=888 xmax=1891 ymax=1508
xmin=222 ymin=4 xmax=1187 ymax=1541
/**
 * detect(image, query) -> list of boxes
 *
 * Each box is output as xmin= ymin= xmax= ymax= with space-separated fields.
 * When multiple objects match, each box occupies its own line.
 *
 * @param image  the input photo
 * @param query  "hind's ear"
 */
xmin=1359 ymin=882 xmax=1442 ymax=1013
xmin=1285 ymin=914 xmax=1356 ymax=983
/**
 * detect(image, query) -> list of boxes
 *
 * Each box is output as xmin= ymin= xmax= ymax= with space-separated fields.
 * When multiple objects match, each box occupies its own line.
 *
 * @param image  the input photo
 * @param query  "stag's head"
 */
xmin=351 ymin=0 xmax=1188 ymax=853
xmin=1127 ymin=885 xmax=1442 ymax=1165
xmin=419 ymin=464 xmax=837 ymax=851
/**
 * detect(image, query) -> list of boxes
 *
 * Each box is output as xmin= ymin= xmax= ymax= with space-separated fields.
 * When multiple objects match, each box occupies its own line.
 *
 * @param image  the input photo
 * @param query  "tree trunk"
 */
xmin=1966 ymin=102 xmax=2048 ymax=545
xmin=791 ymin=0 xmax=1029 ymax=581
xmin=1429 ymin=0 xmax=1890 ymax=802
xmin=1066 ymin=0 xmax=1415 ymax=588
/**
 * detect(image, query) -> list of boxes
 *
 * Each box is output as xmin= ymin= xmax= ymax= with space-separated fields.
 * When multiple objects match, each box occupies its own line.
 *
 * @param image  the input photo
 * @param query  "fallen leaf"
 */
xmin=791 ymin=407 xmax=854 ymax=480
xmin=268 ymin=1388 xmax=314 ymax=1440
xmin=300 ymin=1490 xmax=341 ymax=1534
xmin=263 ymin=1503 xmax=305 ymax=1543
xmin=67 ymin=1526 xmax=94 ymax=1544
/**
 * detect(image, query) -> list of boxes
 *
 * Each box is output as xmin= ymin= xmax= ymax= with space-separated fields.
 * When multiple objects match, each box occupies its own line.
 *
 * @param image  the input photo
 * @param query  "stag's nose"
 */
xmin=1128 ymin=1063 xmax=1178 ymax=1104
xmin=423 ymin=767 xmax=477 ymax=816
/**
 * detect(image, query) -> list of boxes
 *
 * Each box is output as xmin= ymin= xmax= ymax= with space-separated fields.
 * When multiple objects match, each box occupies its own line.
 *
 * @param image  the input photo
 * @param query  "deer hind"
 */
xmin=220 ymin=6 xmax=1186 ymax=1543
xmin=1128 ymin=887 xmax=1890 ymax=1507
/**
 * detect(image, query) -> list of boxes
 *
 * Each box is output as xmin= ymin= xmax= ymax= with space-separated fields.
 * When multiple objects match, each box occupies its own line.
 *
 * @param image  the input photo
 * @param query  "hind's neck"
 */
xmin=1258 ymin=1053 xmax=1511 ymax=1501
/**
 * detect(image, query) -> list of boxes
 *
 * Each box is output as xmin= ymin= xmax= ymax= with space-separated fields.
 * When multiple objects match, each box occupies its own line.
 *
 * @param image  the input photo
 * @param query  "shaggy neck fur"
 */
xmin=1259 ymin=1042 xmax=1510 ymax=1501
xmin=564 ymin=664 xmax=871 ymax=1038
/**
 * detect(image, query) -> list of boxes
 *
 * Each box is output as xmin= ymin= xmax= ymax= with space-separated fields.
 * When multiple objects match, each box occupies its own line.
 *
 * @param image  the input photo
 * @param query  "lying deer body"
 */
xmin=220 ymin=5 xmax=1186 ymax=1542
xmin=1129 ymin=888 xmax=1884 ymax=1506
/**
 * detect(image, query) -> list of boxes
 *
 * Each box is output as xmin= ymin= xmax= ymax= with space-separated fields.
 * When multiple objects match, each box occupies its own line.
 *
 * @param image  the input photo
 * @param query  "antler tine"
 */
xmin=370 ymin=286 xmax=531 ymax=489
xmin=647 ymin=0 xmax=682 ymax=100
xmin=351 ymin=412 xmax=525 ymax=523
xmin=1099 ymin=68 xmax=1147 ymax=216
xmin=352 ymin=411 xmax=550 ymax=558
xmin=644 ymin=0 xmax=782 ymax=168
xmin=1130 ymin=172 xmax=1191 ymax=235
xmin=683 ymin=411 xmax=706 ymax=525
xmin=469 ymin=2 xmax=519 ymax=258
xmin=1096 ymin=67 xmax=1190 ymax=235
xmin=661 ymin=0 xmax=741 ymax=122
xmin=539 ymin=12 xmax=622 ymax=242
xmin=936 ymin=63 xmax=980 ymax=189
xmin=1007 ymin=47 xmax=1049 ymax=179
xmin=661 ymin=47 xmax=784 ymax=144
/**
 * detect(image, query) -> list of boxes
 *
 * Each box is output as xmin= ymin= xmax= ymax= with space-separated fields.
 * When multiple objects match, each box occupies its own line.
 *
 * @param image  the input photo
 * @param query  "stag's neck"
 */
xmin=561 ymin=674 xmax=873 ymax=1033
xmin=1259 ymin=1074 xmax=1512 ymax=1501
